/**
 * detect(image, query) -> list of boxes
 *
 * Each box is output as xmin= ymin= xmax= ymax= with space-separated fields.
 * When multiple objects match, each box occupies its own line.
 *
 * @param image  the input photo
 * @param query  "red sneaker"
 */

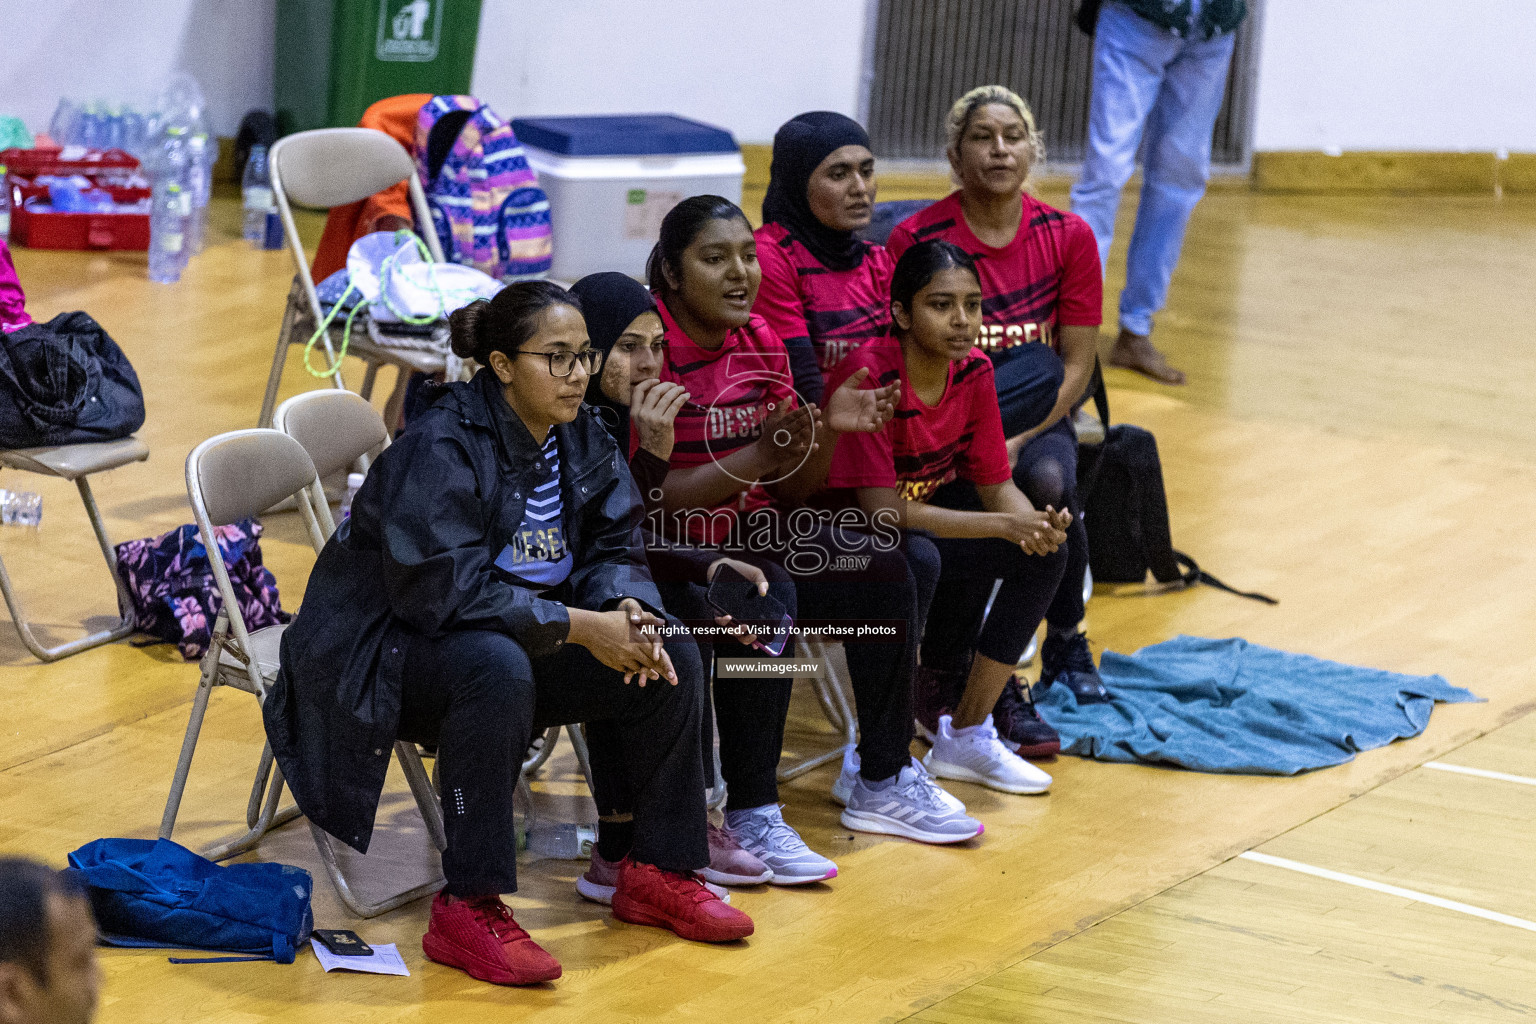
xmin=612 ymin=859 xmax=754 ymax=943
xmin=422 ymin=891 xmax=562 ymax=985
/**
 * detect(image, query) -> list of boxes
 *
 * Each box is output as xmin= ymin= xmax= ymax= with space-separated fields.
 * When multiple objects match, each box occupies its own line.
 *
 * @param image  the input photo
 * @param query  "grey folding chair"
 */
xmin=259 ymin=127 xmax=449 ymax=430
xmin=0 ymin=437 xmax=148 ymax=661
xmin=777 ymin=636 xmax=858 ymax=782
xmin=160 ymin=428 xmax=445 ymax=918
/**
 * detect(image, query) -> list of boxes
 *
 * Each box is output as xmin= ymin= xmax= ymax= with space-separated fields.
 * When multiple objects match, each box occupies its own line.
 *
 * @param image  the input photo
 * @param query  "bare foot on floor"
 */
xmin=1108 ymin=329 xmax=1186 ymax=385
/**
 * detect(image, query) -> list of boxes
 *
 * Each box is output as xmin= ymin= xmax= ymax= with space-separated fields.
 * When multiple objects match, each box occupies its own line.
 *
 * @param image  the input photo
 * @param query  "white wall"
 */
xmin=9 ymin=0 xmax=1534 ymax=154
xmin=1252 ymin=0 xmax=1536 ymax=152
xmin=0 ymin=0 xmax=276 ymax=137
xmin=470 ymin=0 xmax=869 ymax=144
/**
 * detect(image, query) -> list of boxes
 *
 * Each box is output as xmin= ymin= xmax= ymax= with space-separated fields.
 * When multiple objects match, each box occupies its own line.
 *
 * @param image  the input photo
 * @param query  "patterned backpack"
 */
xmin=415 ymin=95 xmax=553 ymax=282
xmin=114 ymin=518 xmax=288 ymax=660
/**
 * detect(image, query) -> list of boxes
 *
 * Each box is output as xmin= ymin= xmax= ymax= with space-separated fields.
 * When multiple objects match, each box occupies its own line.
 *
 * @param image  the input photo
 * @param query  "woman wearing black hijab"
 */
xmin=754 ymin=111 xmax=896 ymax=405
xmin=569 ymin=272 xmax=787 ymax=895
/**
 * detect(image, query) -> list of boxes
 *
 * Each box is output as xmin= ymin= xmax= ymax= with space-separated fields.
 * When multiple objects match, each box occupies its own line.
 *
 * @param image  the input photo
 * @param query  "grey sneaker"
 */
xmin=724 ymin=804 xmax=837 ymax=885
xmin=840 ymin=762 xmax=984 ymax=844
xmin=832 ymin=748 xmax=967 ymax=815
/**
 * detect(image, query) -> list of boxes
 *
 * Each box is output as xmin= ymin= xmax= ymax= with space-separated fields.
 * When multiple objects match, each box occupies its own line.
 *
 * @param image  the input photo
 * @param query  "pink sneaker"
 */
xmin=700 ymin=821 xmax=773 ymax=886
xmin=579 ymin=849 xmax=732 ymax=905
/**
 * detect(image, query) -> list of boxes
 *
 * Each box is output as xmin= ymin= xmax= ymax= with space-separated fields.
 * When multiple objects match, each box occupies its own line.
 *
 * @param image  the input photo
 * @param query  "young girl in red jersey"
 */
xmin=649 ymin=196 xmax=983 ymax=881
xmin=828 ymin=241 xmax=1071 ymax=793
xmin=754 ymin=112 xmax=895 ymax=405
xmin=889 ymin=85 xmax=1115 ymax=715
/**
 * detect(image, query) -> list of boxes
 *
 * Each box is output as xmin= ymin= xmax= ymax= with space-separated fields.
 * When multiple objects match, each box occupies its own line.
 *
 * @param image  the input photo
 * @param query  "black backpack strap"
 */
xmin=1174 ymin=551 xmax=1278 ymax=605
xmin=1075 ymin=355 xmax=1112 ymax=504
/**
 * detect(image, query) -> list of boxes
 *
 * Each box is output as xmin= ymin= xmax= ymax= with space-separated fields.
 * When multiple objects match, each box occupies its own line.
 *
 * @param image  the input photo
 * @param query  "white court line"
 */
xmin=1423 ymin=761 xmax=1536 ymax=787
xmin=1238 ymin=851 xmax=1536 ymax=935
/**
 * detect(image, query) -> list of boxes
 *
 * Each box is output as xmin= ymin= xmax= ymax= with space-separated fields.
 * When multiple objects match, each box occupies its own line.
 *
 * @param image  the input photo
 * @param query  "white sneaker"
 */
xmin=923 ymin=714 xmax=1053 ymax=795
xmin=832 ymin=747 xmax=967 ymax=814
xmin=725 ymin=804 xmax=837 ymax=885
xmin=840 ymin=761 xmax=984 ymax=844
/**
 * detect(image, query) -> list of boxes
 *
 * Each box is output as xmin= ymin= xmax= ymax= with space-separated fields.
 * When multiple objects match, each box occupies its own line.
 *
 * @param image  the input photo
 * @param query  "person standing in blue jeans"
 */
xmin=1070 ymin=0 xmax=1248 ymax=385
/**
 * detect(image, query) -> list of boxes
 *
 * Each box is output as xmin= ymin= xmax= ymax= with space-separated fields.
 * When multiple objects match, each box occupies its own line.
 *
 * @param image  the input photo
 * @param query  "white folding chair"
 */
xmin=777 ymin=636 xmax=858 ymax=782
xmin=160 ymin=428 xmax=445 ymax=918
xmin=259 ymin=128 xmax=449 ymax=430
xmin=0 ymin=437 xmax=148 ymax=660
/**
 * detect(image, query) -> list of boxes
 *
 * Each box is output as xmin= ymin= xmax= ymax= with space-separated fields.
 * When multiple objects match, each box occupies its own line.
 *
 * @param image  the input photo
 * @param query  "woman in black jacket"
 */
xmin=265 ymin=282 xmax=753 ymax=989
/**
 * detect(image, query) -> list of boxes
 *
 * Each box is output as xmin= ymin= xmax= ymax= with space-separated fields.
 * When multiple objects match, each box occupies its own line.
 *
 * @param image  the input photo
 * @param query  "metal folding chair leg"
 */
xmin=396 ymin=741 xmax=447 ymax=853
xmin=309 ymin=822 xmax=445 ymax=919
xmin=306 ymin=741 xmax=448 ymax=918
xmin=564 ymin=724 xmax=597 ymax=795
xmin=522 ymin=725 xmax=562 ymax=776
xmin=258 ymin=281 xmax=348 ymax=428
xmin=159 ymin=648 xmax=217 ymax=842
xmin=777 ymin=639 xmax=859 ymax=782
xmin=243 ymin=743 xmax=302 ymax=833
xmin=0 ymin=476 xmax=137 ymax=662
xmin=159 ymin=634 xmax=299 ymax=861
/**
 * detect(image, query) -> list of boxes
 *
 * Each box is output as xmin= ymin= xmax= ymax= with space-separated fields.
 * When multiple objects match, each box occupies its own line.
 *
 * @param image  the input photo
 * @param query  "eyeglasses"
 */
xmin=515 ymin=348 xmax=604 ymax=378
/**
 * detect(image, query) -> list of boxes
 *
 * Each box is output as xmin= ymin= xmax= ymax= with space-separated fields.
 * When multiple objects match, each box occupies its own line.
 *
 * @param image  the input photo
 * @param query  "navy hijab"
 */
xmin=569 ymin=272 xmax=658 ymax=443
xmin=761 ymin=111 xmax=872 ymax=273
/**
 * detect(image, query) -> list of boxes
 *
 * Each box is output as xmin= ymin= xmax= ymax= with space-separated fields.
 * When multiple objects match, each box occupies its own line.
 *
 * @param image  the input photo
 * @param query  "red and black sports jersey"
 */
xmin=657 ymin=297 xmax=798 ymax=545
xmin=753 ymin=222 xmax=896 ymax=379
xmin=825 ymin=340 xmax=1010 ymax=503
xmin=887 ymin=191 xmax=1102 ymax=358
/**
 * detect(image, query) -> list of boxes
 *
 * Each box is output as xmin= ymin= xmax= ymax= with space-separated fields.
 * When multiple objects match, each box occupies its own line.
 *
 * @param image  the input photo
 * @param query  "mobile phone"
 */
xmin=312 ymin=929 xmax=373 ymax=957
xmin=707 ymin=564 xmax=792 ymax=657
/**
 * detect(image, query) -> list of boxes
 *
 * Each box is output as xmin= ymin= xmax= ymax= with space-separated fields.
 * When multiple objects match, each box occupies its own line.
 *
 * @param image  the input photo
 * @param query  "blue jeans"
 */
xmin=1070 ymin=2 xmax=1237 ymax=337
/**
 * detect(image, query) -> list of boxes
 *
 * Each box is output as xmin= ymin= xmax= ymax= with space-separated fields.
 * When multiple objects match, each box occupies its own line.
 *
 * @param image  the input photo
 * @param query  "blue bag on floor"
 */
xmin=67 ymin=839 xmax=312 ymax=963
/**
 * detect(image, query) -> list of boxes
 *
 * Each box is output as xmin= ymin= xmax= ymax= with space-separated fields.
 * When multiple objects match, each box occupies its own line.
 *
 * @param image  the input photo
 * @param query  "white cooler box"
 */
xmin=511 ymin=114 xmax=745 ymax=283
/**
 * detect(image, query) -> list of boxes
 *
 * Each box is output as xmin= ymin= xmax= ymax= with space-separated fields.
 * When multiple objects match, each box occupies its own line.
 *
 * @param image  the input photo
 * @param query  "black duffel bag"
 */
xmin=0 ymin=311 xmax=145 ymax=448
xmin=1076 ymin=363 xmax=1274 ymax=603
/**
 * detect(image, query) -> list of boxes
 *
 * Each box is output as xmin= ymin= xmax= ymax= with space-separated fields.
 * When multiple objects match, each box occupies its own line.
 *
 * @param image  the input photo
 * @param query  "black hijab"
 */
xmin=569 ymin=272 xmax=658 ymax=442
xmin=761 ymin=111 xmax=872 ymax=273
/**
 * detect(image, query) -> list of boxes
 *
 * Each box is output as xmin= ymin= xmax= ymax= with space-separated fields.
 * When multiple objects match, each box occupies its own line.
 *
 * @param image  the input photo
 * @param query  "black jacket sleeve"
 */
xmin=566 ymin=447 xmax=667 ymax=617
xmin=373 ymin=429 xmax=570 ymax=655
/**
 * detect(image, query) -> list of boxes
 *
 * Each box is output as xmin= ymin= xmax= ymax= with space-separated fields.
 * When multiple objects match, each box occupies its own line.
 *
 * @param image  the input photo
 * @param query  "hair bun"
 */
xmin=448 ymin=299 xmax=489 ymax=361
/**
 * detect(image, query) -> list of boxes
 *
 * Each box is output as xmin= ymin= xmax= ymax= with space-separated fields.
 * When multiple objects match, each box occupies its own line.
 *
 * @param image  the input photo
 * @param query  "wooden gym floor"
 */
xmin=2 ymin=184 xmax=1534 ymax=1023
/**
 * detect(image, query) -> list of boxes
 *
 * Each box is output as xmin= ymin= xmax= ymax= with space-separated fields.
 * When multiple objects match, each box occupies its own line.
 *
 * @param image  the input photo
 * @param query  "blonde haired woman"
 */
xmin=889 ymin=85 xmax=1112 ymax=751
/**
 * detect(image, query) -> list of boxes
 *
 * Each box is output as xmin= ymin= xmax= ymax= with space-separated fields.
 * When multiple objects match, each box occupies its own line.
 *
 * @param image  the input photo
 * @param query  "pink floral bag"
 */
xmin=113 ymin=519 xmax=288 ymax=660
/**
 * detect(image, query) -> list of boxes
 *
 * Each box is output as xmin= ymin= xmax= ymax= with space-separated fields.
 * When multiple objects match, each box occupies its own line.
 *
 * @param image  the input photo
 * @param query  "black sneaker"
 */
xmin=913 ymin=663 xmax=969 ymax=743
xmin=993 ymin=676 xmax=1061 ymax=759
xmin=1037 ymin=630 xmax=1111 ymax=705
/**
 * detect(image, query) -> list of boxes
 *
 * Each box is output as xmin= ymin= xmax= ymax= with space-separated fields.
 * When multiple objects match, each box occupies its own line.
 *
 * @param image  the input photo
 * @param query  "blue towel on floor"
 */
xmin=1036 ymin=636 xmax=1481 ymax=775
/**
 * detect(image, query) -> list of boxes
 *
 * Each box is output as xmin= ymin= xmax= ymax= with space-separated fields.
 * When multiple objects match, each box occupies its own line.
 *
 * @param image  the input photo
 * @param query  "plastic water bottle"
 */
xmin=0 ymin=489 xmax=43 ymax=527
xmin=48 ymin=99 xmax=77 ymax=147
xmin=148 ymin=181 xmax=188 ymax=283
xmin=340 ymin=472 xmax=365 ymax=520
xmin=528 ymin=822 xmax=598 ymax=860
xmin=242 ymin=145 xmax=273 ymax=244
xmin=186 ymin=131 xmax=212 ymax=254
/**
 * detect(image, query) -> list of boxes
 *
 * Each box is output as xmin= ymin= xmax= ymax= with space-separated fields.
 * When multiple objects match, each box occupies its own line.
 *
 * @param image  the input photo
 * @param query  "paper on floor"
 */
xmin=309 ymin=939 xmax=410 ymax=976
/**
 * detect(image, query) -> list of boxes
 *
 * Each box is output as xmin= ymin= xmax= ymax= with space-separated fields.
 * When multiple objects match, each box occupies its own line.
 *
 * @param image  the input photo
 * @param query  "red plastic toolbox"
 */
xmin=3 ymin=146 xmax=151 ymax=251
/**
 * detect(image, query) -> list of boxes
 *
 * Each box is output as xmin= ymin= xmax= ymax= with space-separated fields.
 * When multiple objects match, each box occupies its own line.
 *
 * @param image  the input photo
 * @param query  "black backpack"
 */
xmin=0 ymin=311 xmax=145 ymax=448
xmin=1076 ymin=363 xmax=1275 ymax=604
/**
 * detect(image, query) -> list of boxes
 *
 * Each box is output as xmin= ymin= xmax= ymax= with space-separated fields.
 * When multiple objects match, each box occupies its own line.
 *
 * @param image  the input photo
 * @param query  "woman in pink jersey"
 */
xmin=889 ymin=85 xmax=1114 ymax=710
xmin=649 ymin=196 xmax=983 ymax=883
xmin=754 ymin=112 xmax=895 ymax=406
xmin=828 ymin=241 xmax=1071 ymax=793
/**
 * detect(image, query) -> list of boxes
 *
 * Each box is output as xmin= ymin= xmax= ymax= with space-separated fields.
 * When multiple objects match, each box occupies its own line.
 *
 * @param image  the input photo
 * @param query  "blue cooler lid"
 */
xmin=510 ymin=114 xmax=738 ymax=157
